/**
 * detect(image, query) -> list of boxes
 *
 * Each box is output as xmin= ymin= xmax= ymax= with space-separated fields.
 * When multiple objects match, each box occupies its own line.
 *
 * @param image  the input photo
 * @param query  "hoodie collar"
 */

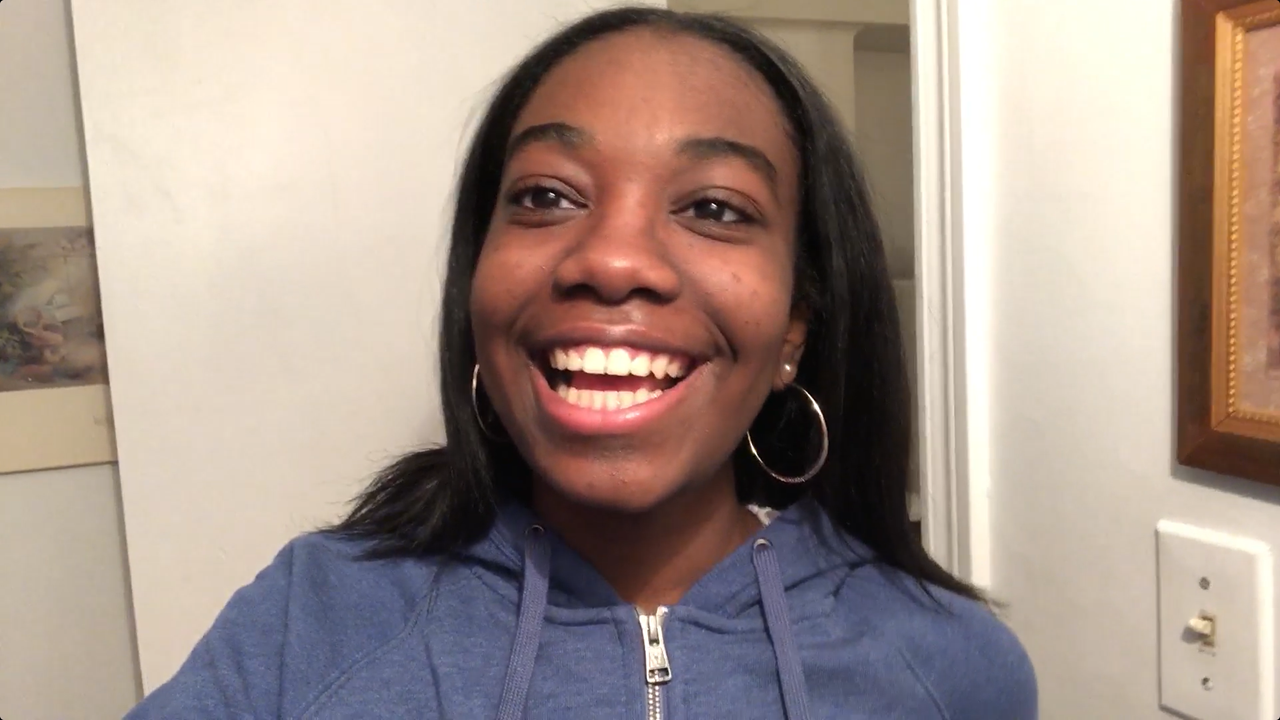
xmin=471 ymin=496 xmax=874 ymax=617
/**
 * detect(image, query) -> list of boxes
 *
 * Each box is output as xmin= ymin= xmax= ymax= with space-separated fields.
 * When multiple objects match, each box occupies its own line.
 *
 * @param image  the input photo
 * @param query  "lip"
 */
xmin=524 ymin=323 xmax=712 ymax=364
xmin=528 ymin=359 xmax=707 ymax=436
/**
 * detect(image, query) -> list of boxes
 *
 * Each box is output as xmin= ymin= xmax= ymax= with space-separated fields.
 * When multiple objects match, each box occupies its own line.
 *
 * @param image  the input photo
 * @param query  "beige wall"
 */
xmin=0 ymin=1 xmax=140 ymax=718
xmin=853 ymin=50 xmax=914 ymax=281
xmin=670 ymin=0 xmax=907 ymax=25
xmin=0 ymin=0 xmax=83 ymax=189
xmin=727 ymin=21 xmax=917 ymax=277
xmin=0 ymin=466 xmax=139 ymax=719
xmin=976 ymin=0 xmax=1280 ymax=716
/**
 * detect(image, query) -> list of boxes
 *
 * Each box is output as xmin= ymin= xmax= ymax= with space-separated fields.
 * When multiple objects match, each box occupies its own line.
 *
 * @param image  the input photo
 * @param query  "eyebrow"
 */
xmin=505 ymin=124 xmax=780 ymax=195
xmin=506 ymin=122 xmax=591 ymax=160
xmin=677 ymin=136 xmax=778 ymax=191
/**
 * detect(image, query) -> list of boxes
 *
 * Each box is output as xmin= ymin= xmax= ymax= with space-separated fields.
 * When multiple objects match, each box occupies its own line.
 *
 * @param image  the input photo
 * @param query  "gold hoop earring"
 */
xmin=471 ymin=364 xmax=506 ymax=441
xmin=746 ymin=382 xmax=828 ymax=484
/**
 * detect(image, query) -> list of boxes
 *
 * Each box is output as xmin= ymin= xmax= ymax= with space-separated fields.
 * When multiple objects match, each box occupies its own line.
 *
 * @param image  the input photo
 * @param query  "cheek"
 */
xmin=703 ymin=258 xmax=795 ymax=358
xmin=469 ymin=242 xmax=527 ymax=335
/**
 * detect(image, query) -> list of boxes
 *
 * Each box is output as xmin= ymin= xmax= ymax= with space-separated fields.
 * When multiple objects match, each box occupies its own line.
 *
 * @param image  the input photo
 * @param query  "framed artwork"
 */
xmin=0 ymin=187 xmax=115 ymax=474
xmin=1178 ymin=0 xmax=1280 ymax=486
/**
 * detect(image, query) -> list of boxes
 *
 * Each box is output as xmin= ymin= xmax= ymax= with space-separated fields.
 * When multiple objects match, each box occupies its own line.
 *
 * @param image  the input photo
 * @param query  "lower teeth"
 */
xmin=556 ymin=386 xmax=663 ymax=410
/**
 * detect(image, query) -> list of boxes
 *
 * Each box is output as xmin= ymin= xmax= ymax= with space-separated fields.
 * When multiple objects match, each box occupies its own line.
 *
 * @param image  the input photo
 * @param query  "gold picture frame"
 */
xmin=0 ymin=188 xmax=115 ymax=474
xmin=1178 ymin=0 xmax=1280 ymax=485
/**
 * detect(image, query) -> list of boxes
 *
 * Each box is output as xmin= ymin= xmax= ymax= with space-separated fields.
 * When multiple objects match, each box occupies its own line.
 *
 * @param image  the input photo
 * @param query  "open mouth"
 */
xmin=535 ymin=345 xmax=698 ymax=412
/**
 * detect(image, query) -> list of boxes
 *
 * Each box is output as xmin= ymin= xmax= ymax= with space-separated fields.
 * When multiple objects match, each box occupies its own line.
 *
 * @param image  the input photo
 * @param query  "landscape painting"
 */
xmin=0 ymin=225 xmax=108 ymax=393
xmin=1233 ymin=15 xmax=1280 ymax=417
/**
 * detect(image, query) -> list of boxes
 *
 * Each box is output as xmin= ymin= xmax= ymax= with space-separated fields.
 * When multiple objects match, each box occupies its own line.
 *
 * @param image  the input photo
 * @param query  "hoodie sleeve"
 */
xmin=899 ymin=602 xmax=1039 ymax=720
xmin=123 ymin=542 xmax=296 ymax=720
xmin=943 ymin=626 xmax=1037 ymax=720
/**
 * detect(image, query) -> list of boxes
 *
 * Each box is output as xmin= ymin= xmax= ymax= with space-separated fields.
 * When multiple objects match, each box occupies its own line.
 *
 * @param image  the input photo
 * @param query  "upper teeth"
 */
xmin=550 ymin=346 xmax=686 ymax=379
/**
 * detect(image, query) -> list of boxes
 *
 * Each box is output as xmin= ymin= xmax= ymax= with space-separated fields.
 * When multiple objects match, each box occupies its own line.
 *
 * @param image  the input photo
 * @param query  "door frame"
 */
xmin=911 ymin=0 xmax=990 ymax=587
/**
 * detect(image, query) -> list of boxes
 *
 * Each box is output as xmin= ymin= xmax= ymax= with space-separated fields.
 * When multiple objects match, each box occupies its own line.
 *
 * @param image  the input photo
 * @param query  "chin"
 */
xmin=529 ymin=455 xmax=692 ymax=515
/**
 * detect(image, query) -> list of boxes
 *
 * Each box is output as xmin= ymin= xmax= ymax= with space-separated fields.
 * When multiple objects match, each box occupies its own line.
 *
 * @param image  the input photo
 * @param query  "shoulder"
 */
xmin=217 ymin=531 xmax=445 ymax=645
xmin=131 ymin=532 xmax=449 ymax=719
xmin=273 ymin=531 xmax=442 ymax=612
xmin=269 ymin=533 xmax=447 ymax=709
xmin=836 ymin=564 xmax=1038 ymax=720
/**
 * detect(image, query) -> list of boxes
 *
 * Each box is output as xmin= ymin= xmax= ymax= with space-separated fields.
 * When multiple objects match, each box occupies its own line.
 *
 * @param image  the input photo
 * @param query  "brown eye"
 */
xmin=511 ymin=186 xmax=577 ymax=211
xmin=680 ymin=198 xmax=752 ymax=224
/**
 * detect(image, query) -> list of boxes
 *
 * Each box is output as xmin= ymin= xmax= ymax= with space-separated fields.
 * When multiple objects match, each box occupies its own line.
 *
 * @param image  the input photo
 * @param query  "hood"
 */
xmin=462 ymin=495 xmax=876 ymax=617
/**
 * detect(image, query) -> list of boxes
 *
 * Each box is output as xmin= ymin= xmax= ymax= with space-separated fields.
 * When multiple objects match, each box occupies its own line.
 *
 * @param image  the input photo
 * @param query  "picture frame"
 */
xmin=1178 ymin=0 xmax=1280 ymax=486
xmin=0 ymin=187 xmax=115 ymax=474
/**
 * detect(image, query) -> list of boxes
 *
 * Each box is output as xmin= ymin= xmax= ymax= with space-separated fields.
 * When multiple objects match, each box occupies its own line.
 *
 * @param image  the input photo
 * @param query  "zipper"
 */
xmin=637 ymin=606 xmax=671 ymax=720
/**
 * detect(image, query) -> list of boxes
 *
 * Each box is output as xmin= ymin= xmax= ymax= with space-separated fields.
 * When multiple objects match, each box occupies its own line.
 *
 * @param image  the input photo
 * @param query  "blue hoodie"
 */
xmin=126 ymin=499 xmax=1036 ymax=719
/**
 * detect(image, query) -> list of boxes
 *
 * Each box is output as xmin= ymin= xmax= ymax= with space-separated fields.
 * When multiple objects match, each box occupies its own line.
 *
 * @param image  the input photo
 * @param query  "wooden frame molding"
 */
xmin=1178 ymin=0 xmax=1280 ymax=486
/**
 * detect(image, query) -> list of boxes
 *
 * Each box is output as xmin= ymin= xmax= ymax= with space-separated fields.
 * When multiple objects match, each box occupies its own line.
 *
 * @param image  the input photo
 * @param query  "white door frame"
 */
xmin=911 ymin=0 xmax=990 ymax=587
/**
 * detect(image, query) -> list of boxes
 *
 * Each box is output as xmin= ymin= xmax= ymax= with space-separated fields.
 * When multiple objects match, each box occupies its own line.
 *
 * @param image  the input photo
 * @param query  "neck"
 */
xmin=531 ymin=469 xmax=760 ymax=614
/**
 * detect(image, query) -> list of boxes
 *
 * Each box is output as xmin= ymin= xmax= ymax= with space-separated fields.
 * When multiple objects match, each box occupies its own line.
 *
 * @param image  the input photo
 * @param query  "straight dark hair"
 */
xmin=333 ymin=6 xmax=981 ymax=602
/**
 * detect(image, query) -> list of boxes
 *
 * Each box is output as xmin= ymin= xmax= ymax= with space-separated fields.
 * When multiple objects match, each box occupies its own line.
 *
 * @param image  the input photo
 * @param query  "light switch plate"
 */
xmin=1156 ymin=520 xmax=1275 ymax=720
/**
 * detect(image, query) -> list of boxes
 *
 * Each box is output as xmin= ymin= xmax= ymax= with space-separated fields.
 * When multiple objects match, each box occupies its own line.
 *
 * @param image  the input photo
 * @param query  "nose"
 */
xmin=551 ymin=189 xmax=682 ymax=306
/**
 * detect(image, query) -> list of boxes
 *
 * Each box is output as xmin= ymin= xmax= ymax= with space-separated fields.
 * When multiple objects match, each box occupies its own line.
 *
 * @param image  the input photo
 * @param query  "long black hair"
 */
xmin=333 ymin=6 xmax=980 ymax=602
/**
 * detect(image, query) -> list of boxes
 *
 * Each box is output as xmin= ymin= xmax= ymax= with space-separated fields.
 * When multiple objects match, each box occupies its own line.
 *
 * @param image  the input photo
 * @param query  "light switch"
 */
xmin=1156 ymin=520 xmax=1275 ymax=720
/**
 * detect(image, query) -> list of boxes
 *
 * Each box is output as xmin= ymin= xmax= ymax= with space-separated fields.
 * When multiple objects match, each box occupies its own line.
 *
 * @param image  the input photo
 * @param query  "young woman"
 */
xmin=127 ymin=7 xmax=1036 ymax=719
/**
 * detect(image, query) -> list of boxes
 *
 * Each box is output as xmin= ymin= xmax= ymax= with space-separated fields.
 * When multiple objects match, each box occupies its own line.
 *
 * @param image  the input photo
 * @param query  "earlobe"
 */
xmin=776 ymin=350 xmax=802 ymax=389
xmin=776 ymin=316 xmax=807 ymax=389
xmin=778 ymin=361 xmax=797 ymax=389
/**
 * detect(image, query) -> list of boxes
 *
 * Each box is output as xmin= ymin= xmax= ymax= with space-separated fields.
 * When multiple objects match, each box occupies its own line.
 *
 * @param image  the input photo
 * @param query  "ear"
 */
xmin=775 ymin=305 xmax=808 ymax=390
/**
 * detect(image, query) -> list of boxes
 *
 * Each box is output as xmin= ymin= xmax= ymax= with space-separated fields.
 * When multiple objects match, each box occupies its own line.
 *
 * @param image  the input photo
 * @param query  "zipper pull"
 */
xmin=637 ymin=607 xmax=672 ymax=685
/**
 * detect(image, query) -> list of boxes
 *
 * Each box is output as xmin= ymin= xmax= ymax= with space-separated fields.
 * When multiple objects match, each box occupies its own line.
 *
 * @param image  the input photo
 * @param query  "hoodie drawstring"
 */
xmin=753 ymin=538 xmax=813 ymax=720
xmin=495 ymin=527 xmax=812 ymax=720
xmin=495 ymin=526 xmax=550 ymax=720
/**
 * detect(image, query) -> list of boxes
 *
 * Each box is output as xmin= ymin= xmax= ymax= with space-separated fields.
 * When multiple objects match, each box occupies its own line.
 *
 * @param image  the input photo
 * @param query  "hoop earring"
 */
xmin=746 ymin=382 xmax=828 ymax=484
xmin=471 ymin=364 xmax=507 ymax=441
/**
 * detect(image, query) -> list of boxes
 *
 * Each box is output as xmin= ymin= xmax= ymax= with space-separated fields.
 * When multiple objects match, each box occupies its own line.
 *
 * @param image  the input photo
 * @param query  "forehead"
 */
xmin=513 ymin=29 xmax=795 ymax=169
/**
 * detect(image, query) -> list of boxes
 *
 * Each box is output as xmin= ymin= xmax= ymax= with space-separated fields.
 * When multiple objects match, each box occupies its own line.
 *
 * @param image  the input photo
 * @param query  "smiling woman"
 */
xmin=125 ymin=7 xmax=1036 ymax=719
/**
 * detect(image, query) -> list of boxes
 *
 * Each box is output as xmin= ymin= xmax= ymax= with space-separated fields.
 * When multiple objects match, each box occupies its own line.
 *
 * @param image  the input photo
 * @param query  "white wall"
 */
xmin=69 ymin=0 xmax=659 ymax=691
xmin=972 ymin=0 xmax=1280 ymax=716
xmin=0 ymin=1 xmax=139 ymax=717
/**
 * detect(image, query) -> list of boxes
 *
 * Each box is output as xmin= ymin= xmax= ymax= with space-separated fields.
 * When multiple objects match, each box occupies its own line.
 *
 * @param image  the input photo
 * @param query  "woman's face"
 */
xmin=470 ymin=29 xmax=805 ymax=512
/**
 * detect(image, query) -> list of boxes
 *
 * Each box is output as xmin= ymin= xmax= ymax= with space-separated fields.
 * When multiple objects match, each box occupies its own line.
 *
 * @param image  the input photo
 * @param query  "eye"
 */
xmin=510 ymin=185 xmax=579 ymax=211
xmin=678 ymin=198 xmax=754 ymax=224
